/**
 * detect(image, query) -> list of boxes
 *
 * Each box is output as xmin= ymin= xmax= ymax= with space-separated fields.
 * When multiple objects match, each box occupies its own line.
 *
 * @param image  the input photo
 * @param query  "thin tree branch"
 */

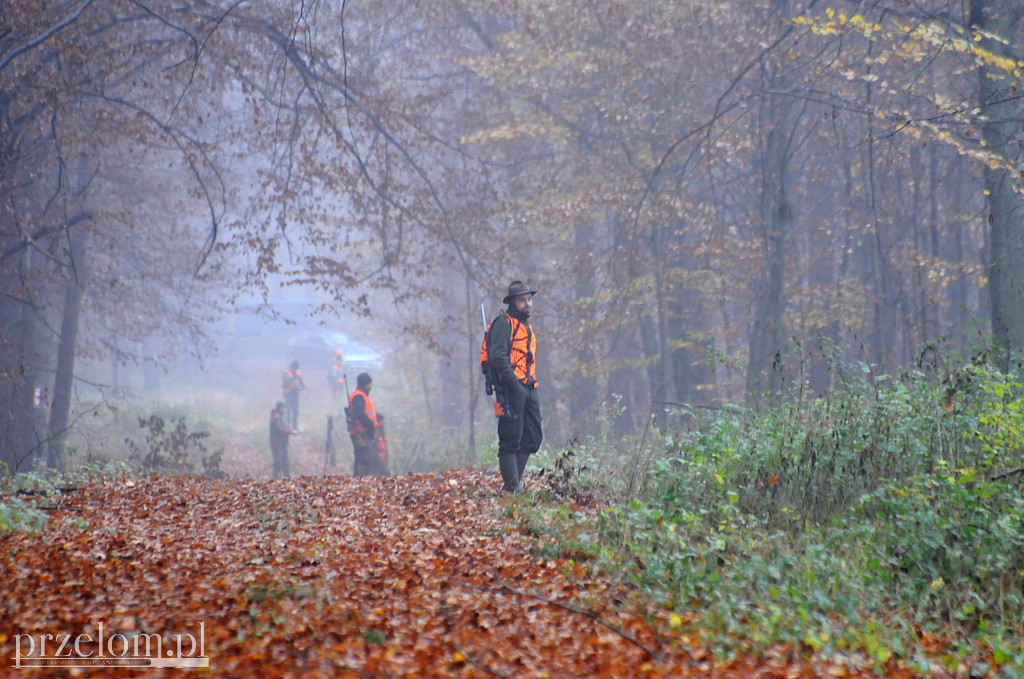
xmin=492 ymin=583 xmax=666 ymax=662
xmin=1 ymin=212 xmax=93 ymax=262
xmin=0 ymin=0 xmax=95 ymax=72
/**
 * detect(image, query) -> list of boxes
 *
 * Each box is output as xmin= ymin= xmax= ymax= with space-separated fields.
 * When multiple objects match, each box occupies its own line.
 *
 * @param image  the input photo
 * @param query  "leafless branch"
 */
xmin=0 ymin=0 xmax=95 ymax=72
xmin=1 ymin=212 xmax=93 ymax=262
xmin=492 ymin=582 xmax=666 ymax=662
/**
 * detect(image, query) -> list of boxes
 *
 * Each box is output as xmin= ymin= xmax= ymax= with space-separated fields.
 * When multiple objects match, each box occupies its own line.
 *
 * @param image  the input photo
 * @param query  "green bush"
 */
xmin=858 ymin=474 xmax=1024 ymax=631
xmin=535 ymin=353 xmax=1024 ymax=671
xmin=0 ymin=496 xmax=49 ymax=536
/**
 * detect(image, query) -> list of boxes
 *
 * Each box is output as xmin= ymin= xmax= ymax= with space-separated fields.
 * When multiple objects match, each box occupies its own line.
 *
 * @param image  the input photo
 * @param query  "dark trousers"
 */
xmin=271 ymin=445 xmax=290 ymax=479
xmin=352 ymin=438 xmax=389 ymax=477
xmin=284 ymin=391 xmax=300 ymax=429
xmin=497 ymin=385 xmax=542 ymax=458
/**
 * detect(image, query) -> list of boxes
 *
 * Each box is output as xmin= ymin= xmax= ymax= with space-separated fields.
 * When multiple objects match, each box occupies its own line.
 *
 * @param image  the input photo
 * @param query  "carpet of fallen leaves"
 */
xmin=2 ymin=470 xmax=941 ymax=678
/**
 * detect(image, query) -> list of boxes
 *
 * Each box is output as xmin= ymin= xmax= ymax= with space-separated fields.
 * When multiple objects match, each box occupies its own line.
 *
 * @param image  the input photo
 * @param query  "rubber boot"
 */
xmin=499 ymin=454 xmax=523 ymax=493
xmin=515 ymin=453 xmax=530 ymax=490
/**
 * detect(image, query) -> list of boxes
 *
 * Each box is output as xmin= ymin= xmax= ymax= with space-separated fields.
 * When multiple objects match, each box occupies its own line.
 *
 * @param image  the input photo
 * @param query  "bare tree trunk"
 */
xmin=652 ymin=225 xmax=676 ymax=406
xmin=568 ymin=218 xmax=599 ymax=439
xmin=859 ymin=39 xmax=898 ymax=373
xmin=746 ymin=0 xmax=794 ymax=404
xmin=971 ymin=0 xmax=1024 ymax=369
xmin=1 ymin=248 xmax=49 ymax=472
xmin=466 ymin=275 xmax=479 ymax=458
xmin=439 ymin=270 xmax=466 ymax=461
xmin=12 ymin=293 xmax=47 ymax=470
xmin=46 ymin=228 xmax=88 ymax=470
xmin=917 ymin=143 xmax=940 ymax=348
xmin=671 ymin=284 xmax=713 ymax=405
xmin=953 ymin=175 xmax=975 ymax=352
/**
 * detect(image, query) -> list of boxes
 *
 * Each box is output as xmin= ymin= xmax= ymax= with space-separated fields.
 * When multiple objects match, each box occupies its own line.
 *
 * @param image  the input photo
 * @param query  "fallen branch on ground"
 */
xmin=491 ymin=582 xmax=666 ymax=662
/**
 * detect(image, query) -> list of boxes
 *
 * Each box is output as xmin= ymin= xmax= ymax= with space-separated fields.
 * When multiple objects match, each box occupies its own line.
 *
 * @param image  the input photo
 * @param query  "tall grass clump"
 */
xmin=546 ymin=354 xmax=1024 ymax=672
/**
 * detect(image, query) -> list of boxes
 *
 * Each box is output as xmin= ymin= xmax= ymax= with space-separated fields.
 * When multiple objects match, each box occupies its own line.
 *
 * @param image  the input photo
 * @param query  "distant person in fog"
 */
xmin=281 ymin=360 xmax=306 ymax=430
xmin=329 ymin=349 xmax=346 ymax=399
xmin=269 ymin=401 xmax=296 ymax=479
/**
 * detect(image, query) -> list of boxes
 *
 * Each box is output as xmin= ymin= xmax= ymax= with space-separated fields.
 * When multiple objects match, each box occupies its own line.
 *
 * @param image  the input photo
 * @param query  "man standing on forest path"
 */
xmin=269 ymin=401 xmax=296 ymax=479
xmin=485 ymin=280 xmax=542 ymax=493
xmin=348 ymin=372 xmax=388 ymax=477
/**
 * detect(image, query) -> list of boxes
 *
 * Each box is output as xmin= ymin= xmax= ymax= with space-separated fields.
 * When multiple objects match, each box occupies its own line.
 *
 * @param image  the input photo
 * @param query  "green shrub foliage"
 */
xmin=0 ymin=495 xmax=49 ymax=536
xmin=545 ymin=355 xmax=1024 ymax=670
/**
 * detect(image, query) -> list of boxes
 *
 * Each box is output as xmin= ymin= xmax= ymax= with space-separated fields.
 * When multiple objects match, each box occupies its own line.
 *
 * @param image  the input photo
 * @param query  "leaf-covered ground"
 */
xmin=2 ymin=471 xmax=927 ymax=678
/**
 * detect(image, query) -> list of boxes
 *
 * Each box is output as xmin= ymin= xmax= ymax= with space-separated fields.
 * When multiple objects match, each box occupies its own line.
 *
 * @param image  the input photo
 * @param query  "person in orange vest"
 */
xmin=348 ymin=372 xmax=388 ymax=477
xmin=329 ymin=349 xmax=346 ymax=399
xmin=281 ymin=360 xmax=306 ymax=430
xmin=484 ymin=280 xmax=543 ymax=493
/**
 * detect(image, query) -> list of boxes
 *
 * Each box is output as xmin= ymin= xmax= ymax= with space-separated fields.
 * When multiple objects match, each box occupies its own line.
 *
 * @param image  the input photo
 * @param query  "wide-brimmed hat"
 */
xmin=503 ymin=280 xmax=538 ymax=304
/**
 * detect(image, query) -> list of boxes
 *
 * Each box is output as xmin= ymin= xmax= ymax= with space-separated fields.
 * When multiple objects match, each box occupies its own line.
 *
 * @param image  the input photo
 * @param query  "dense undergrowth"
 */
xmin=526 ymin=355 xmax=1024 ymax=676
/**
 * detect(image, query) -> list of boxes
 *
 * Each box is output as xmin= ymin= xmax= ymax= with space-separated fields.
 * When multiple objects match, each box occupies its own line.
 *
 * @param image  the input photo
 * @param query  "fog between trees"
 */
xmin=1 ymin=1 xmax=1022 ymax=474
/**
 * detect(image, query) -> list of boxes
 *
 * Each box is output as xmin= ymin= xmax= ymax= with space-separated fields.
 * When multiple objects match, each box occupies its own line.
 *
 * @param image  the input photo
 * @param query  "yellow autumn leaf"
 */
xmin=669 ymin=613 xmax=683 ymax=629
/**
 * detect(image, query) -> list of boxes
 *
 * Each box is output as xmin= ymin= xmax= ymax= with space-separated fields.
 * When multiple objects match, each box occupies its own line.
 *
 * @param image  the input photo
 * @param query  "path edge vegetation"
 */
xmin=3 ymin=348 xmax=1024 ymax=676
xmin=518 ymin=347 xmax=1024 ymax=678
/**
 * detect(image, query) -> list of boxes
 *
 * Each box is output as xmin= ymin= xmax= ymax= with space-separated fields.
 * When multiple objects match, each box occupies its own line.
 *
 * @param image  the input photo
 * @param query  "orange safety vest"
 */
xmin=376 ymin=428 xmax=388 ymax=464
xmin=348 ymin=388 xmax=378 ymax=436
xmin=282 ymin=369 xmax=303 ymax=393
xmin=480 ymin=312 xmax=537 ymax=386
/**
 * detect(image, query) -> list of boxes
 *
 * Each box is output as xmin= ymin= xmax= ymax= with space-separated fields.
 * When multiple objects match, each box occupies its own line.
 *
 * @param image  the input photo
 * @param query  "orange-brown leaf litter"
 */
xmin=1 ymin=471 xmax=932 ymax=678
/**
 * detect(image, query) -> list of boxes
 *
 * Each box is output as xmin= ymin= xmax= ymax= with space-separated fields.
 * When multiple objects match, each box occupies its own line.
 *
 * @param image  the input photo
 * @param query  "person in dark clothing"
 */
xmin=348 ymin=372 xmax=388 ymax=477
xmin=281 ymin=360 xmax=306 ymax=430
xmin=269 ymin=400 xmax=296 ymax=479
xmin=486 ymin=280 xmax=543 ymax=492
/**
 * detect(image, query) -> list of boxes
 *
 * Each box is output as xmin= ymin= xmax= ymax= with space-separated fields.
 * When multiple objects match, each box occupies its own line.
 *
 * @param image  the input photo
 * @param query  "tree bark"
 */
xmin=1 ymin=249 xmax=49 ymax=472
xmin=569 ymin=217 xmax=599 ymax=440
xmin=652 ymin=224 xmax=676 ymax=406
xmin=46 ymin=229 xmax=88 ymax=470
xmin=746 ymin=0 xmax=795 ymax=404
xmin=971 ymin=0 xmax=1024 ymax=369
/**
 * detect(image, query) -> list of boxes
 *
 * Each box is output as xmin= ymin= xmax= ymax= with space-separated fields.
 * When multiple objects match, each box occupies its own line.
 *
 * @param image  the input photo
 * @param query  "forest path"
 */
xmin=3 ymin=471 xmax=912 ymax=678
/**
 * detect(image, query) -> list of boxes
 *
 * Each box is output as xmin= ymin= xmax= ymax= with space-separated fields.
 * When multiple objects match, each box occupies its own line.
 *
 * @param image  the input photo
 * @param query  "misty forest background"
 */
xmin=2 ymin=0 xmax=1024 ymax=478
